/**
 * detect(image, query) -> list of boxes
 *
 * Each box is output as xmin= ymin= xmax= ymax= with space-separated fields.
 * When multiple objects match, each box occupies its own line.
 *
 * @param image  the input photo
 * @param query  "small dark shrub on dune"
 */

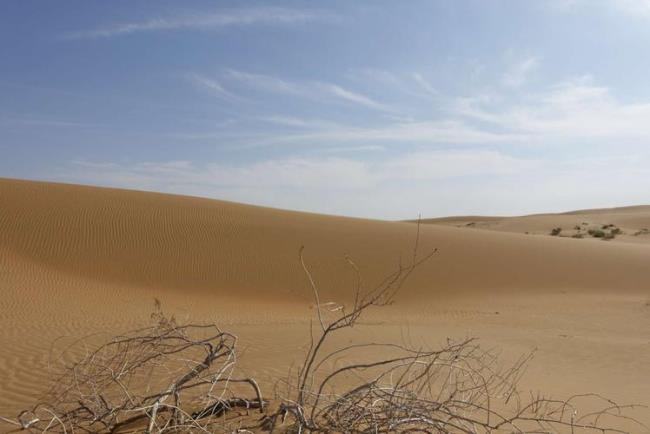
xmin=588 ymin=229 xmax=606 ymax=238
xmin=550 ymin=227 xmax=562 ymax=236
xmin=587 ymin=226 xmax=620 ymax=240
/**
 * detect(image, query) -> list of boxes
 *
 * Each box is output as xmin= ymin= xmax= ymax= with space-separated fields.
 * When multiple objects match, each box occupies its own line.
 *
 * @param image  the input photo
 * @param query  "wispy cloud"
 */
xmin=345 ymin=69 xmax=438 ymax=100
xmin=64 ymin=146 xmax=650 ymax=218
xmin=548 ymin=0 xmax=650 ymax=19
xmin=346 ymin=68 xmax=403 ymax=88
xmin=224 ymin=70 xmax=305 ymax=96
xmin=199 ymin=69 xmax=391 ymax=111
xmin=251 ymin=120 xmax=523 ymax=147
xmin=456 ymin=75 xmax=650 ymax=143
xmin=71 ymin=150 xmax=536 ymax=187
xmin=502 ymin=56 xmax=539 ymax=87
xmin=412 ymin=73 xmax=438 ymax=96
xmin=64 ymin=149 xmax=543 ymax=217
xmin=64 ymin=61 xmax=650 ymax=217
xmin=320 ymin=83 xmax=388 ymax=111
xmin=186 ymin=73 xmax=243 ymax=102
xmin=176 ymin=118 xmax=524 ymax=150
xmin=612 ymin=0 xmax=650 ymax=16
xmin=258 ymin=115 xmax=338 ymax=129
xmin=65 ymin=7 xmax=335 ymax=39
xmin=185 ymin=67 xmax=650 ymax=153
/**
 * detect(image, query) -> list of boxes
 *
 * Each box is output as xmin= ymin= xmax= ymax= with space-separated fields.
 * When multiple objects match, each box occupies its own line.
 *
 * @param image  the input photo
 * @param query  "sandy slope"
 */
xmin=1 ymin=178 xmax=649 ymax=430
xmin=422 ymin=206 xmax=650 ymax=244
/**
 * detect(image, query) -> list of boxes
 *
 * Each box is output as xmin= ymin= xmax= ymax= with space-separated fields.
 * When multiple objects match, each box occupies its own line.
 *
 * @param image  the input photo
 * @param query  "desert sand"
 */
xmin=422 ymin=206 xmax=650 ymax=244
xmin=0 ymin=178 xmax=649 ymax=430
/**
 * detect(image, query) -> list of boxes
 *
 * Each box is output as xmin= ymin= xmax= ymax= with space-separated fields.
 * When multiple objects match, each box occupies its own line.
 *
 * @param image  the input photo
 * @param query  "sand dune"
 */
xmin=2 ymin=178 xmax=648 ymax=301
xmin=1 ymin=178 xmax=649 ymax=429
xmin=421 ymin=205 xmax=650 ymax=244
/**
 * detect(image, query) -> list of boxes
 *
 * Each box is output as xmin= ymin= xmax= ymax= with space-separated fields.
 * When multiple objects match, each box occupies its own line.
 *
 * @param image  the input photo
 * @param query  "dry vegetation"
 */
xmin=549 ymin=224 xmax=624 ymax=241
xmin=0 ymin=302 xmax=265 ymax=433
xmin=0 ymin=225 xmax=645 ymax=433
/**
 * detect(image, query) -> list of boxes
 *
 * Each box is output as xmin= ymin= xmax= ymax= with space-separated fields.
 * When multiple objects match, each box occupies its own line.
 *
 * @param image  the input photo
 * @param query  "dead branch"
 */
xmin=265 ymin=220 xmax=646 ymax=433
xmin=1 ymin=304 xmax=263 ymax=433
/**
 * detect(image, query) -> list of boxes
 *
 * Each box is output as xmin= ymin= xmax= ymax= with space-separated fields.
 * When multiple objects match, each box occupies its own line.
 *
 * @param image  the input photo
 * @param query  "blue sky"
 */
xmin=2 ymin=0 xmax=650 ymax=219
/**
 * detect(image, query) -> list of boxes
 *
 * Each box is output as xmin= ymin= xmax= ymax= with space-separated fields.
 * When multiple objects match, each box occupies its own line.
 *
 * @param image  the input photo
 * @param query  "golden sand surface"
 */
xmin=0 ymin=178 xmax=649 ymax=430
xmin=422 ymin=205 xmax=650 ymax=244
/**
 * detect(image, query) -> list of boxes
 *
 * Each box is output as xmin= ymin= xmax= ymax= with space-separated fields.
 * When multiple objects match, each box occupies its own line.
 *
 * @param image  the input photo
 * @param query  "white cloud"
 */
xmin=213 ymin=69 xmax=391 ymax=111
xmin=191 ymin=119 xmax=525 ymax=150
xmin=70 ymin=158 xmax=373 ymax=191
xmin=63 ymin=148 xmax=650 ymax=219
xmin=186 ymin=73 xmax=243 ymax=102
xmin=609 ymin=0 xmax=650 ymax=17
xmin=345 ymin=69 xmax=438 ymax=100
xmin=258 ymin=115 xmax=338 ymax=129
xmin=502 ymin=56 xmax=539 ymax=88
xmin=224 ymin=70 xmax=305 ymax=96
xmin=289 ymin=119 xmax=523 ymax=145
xmin=72 ymin=150 xmax=536 ymax=187
xmin=456 ymin=75 xmax=650 ymax=143
xmin=320 ymin=83 xmax=389 ymax=111
xmin=64 ymin=150 xmax=541 ymax=216
xmin=66 ymin=8 xmax=333 ymax=39
xmin=53 ymin=61 xmax=650 ymax=218
xmin=412 ymin=73 xmax=438 ymax=96
xmin=548 ymin=0 xmax=650 ymax=19
xmin=186 ymin=68 xmax=650 ymax=155
xmin=383 ymin=150 xmax=540 ymax=180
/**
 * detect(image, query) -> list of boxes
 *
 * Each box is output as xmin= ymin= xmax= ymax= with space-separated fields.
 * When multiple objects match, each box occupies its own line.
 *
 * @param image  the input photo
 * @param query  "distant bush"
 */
xmin=550 ymin=227 xmax=562 ymax=236
xmin=588 ymin=229 xmax=605 ymax=238
xmin=584 ymin=225 xmax=621 ymax=240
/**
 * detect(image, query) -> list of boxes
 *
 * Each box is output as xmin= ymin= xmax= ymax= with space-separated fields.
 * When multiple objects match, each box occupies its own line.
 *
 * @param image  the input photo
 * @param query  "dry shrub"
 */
xmin=1 ymin=302 xmax=264 ymax=433
xmin=262 ymin=223 xmax=645 ymax=433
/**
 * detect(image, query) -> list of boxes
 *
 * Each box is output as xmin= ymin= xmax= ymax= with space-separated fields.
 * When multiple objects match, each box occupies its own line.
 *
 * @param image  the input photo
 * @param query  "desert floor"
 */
xmin=1 ymin=178 xmax=649 ymax=431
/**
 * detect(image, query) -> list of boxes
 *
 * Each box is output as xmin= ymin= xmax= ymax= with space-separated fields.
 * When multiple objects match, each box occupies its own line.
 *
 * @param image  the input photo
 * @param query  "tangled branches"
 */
xmin=263 ymin=223 xmax=645 ymax=433
xmin=269 ymin=338 xmax=643 ymax=433
xmin=2 ymin=304 xmax=264 ymax=433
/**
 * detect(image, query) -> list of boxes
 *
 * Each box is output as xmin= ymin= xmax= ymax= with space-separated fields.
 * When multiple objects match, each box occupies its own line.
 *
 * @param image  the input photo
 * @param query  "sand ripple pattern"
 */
xmin=1 ymin=179 xmax=649 ymax=424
